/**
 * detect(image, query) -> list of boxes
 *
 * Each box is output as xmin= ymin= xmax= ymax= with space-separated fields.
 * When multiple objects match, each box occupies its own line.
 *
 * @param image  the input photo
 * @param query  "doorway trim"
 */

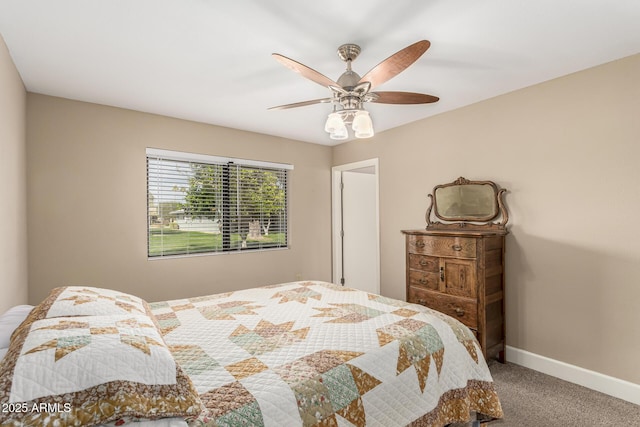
xmin=331 ymin=158 xmax=380 ymax=293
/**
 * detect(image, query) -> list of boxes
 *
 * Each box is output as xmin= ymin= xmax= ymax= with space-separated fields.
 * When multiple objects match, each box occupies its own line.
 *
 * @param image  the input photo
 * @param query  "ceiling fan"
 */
xmin=269 ymin=40 xmax=439 ymax=140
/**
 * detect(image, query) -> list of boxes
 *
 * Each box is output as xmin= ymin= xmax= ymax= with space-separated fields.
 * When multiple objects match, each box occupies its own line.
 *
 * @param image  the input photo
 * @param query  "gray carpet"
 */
xmin=483 ymin=362 xmax=640 ymax=426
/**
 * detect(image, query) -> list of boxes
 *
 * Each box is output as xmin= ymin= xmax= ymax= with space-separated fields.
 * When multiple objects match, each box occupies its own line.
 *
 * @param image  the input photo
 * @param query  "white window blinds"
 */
xmin=146 ymin=148 xmax=291 ymax=258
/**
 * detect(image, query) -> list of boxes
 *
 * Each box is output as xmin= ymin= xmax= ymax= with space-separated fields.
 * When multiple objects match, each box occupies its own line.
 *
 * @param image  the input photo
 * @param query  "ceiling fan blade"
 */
xmin=358 ymin=40 xmax=431 ymax=90
xmin=370 ymin=91 xmax=439 ymax=104
xmin=268 ymin=98 xmax=333 ymax=110
xmin=272 ymin=53 xmax=339 ymax=88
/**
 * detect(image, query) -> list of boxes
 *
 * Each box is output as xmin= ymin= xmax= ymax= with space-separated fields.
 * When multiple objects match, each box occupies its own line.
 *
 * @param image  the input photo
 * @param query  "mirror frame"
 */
xmin=425 ymin=177 xmax=508 ymax=231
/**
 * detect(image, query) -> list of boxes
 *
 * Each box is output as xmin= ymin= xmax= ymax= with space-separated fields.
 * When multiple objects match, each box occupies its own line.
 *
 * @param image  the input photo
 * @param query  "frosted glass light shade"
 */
xmin=325 ymin=112 xmax=345 ymax=133
xmin=352 ymin=110 xmax=374 ymax=138
xmin=330 ymin=125 xmax=348 ymax=140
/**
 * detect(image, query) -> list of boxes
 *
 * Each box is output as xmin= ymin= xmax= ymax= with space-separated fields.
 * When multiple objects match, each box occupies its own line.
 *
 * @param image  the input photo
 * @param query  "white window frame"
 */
xmin=146 ymin=148 xmax=292 ymax=259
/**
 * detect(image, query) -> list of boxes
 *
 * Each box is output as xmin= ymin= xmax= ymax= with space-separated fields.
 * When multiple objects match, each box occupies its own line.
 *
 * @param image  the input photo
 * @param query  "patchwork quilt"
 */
xmin=150 ymin=281 xmax=503 ymax=426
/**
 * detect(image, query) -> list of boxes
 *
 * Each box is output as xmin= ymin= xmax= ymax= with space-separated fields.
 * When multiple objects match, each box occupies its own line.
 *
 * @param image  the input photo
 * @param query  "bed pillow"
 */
xmin=38 ymin=286 xmax=149 ymax=318
xmin=0 ymin=305 xmax=34 ymax=349
xmin=0 ymin=313 xmax=202 ymax=426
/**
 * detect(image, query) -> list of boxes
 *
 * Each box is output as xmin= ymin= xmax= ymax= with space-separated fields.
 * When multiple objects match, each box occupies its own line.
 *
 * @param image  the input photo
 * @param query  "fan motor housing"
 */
xmin=337 ymin=70 xmax=361 ymax=88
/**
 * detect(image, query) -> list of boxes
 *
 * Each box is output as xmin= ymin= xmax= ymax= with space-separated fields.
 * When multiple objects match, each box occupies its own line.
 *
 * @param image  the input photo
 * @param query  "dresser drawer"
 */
xmin=408 ymin=286 xmax=478 ymax=329
xmin=408 ymin=270 xmax=439 ymax=291
xmin=408 ymin=235 xmax=476 ymax=258
xmin=408 ymin=254 xmax=439 ymax=272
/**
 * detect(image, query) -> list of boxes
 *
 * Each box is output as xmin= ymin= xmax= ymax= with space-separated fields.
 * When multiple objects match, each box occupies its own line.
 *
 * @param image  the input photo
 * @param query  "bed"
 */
xmin=0 ymin=281 xmax=502 ymax=426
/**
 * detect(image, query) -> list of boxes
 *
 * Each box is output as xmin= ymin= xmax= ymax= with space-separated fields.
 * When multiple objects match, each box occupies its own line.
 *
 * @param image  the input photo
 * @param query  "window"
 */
xmin=146 ymin=148 xmax=292 ymax=258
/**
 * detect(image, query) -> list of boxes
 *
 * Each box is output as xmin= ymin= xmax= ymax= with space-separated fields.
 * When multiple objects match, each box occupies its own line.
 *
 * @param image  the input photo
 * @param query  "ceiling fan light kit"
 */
xmin=270 ymin=40 xmax=439 ymax=141
xmin=325 ymin=108 xmax=374 ymax=140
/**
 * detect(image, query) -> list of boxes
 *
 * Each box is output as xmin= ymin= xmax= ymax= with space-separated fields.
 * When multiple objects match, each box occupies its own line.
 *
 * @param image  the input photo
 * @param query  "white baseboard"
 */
xmin=505 ymin=346 xmax=640 ymax=405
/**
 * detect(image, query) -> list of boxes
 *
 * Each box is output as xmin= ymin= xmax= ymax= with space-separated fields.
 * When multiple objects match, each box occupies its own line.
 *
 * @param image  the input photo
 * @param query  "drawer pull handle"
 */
xmin=418 ymin=278 xmax=428 ymax=285
xmin=415 ymin=241 xmax=426 ymax=248
xmin=452 ymin=244 xmax=462 ymax=251
xmin=454 ymin=308 xmax=465 ymax=317
xmin=440 ymin=266 xmax=444 ymax=281
xmin=417 ymin=299 xmax=426 ymax=305
xmin=419 ymin=259 xmax=428 ymax=266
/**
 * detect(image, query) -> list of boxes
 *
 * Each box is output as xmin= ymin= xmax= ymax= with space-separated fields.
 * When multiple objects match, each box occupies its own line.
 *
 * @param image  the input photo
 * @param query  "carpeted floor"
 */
xmin=480 ymin=362 xmax=640 ymax=426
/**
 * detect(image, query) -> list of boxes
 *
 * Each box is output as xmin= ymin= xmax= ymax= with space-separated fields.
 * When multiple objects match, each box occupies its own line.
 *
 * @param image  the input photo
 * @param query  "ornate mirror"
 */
xmin=426 ymin=177 xmax=508 ymax=231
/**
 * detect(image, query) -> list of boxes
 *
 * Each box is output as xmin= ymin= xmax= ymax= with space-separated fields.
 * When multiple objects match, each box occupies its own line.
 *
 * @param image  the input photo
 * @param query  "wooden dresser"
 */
xmin=403 ymin=177 xmax=509 ymax=362
xmin=402 ymin=228 xmax=506 ymax=362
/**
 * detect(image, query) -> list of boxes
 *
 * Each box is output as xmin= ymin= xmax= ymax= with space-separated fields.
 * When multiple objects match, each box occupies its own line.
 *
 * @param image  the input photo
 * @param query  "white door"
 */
xmin=332 ymin=159 xmax=379 ymax=294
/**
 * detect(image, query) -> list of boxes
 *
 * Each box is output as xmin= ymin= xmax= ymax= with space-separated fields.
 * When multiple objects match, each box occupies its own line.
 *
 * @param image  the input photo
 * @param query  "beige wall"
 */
xmin=0 ymin=34 xmax=28 ymax=313
xmin=27 ymin=95 xmax=332 ymax=304
xmin=333 ymin=54 xmax=640 ymax=385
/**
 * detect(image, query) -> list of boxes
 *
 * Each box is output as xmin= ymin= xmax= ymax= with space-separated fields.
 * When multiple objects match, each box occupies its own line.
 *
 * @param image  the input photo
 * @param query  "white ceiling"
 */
xmin=1 ymin=1 xmax=639 ymax=146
